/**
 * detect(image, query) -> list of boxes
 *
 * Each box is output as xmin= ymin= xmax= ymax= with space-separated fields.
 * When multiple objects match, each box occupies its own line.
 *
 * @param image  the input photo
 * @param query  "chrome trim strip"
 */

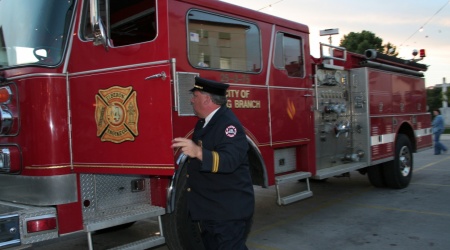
xmin=69 ymin=60 xmax=171 ymax=77
xmin=370 ymin=113 xmax=432 ymax=118
xmin=226 ymin=83 xmax=312 ymax=92
xmin=24 ymin=165 xmax=71 ymax=170
xmin=72 ymin=164 xmax=174 ymax=169
xmin=265 ymin=25 xmax=275 ymax=86
xmin=314 ymin=68 xmax=319 ymax=110
xmin=0 ymin=214 xmax=17 ymax=219
xmin=7 ymin=73 xmax=66 ymax=81
xmin=66 ymin=72 xmax=74 ymax=170
xmin=0 ymin=240 xmax=20 ymax=248
xmin=270 ymin=138 xmax=310 ymax=145
xmin=7 ymin=61 xmax=175 ymax=81
xmin=0 ymin=174 xmax=77 ymax=206
xmin=263 ymin=85 xmax=312 ymax=91
xmin=171 ymin=58 xmax=178 ymax=111
xmin=63 ymin=0 xmax=77 ymax=74
xmin=267 ymin=24 xmax=276 ymax=146
xmin=363 ymin=68 xmax=372 ymax=162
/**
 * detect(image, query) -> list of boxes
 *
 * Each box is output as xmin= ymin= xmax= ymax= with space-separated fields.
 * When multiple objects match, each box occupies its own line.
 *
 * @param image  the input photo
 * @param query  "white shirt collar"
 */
xmin=203 ymin=107 xmax=220 ymax=128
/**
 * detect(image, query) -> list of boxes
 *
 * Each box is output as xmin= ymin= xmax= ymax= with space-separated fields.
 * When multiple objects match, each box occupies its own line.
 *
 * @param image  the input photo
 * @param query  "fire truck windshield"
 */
xmin=0 ymin=0 xmax=75 ymax=68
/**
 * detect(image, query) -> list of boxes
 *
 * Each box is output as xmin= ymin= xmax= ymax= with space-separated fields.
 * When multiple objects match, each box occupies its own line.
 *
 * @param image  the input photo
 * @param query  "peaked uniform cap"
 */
xmin=191 ymin=77 xmax=229 ymax=96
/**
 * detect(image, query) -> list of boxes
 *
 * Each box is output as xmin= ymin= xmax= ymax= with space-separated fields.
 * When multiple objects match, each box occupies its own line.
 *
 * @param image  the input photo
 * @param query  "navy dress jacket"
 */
xmin=186 ymin=105 xmax=255 ymax=221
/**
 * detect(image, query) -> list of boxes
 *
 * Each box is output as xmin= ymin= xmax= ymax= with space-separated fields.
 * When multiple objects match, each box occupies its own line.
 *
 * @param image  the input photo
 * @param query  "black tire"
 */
xmin=382 ymin=134 xmax=413 ymax=189
xmin=367 ymin=164 xmax=386 ymax=188
xmin=162 ymin=165 xmax=205 ymax=250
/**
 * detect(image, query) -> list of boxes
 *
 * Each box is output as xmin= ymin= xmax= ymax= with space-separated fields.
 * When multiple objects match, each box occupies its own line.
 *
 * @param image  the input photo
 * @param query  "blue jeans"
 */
xmin=434 ymin=130 xmax=448 ymax=154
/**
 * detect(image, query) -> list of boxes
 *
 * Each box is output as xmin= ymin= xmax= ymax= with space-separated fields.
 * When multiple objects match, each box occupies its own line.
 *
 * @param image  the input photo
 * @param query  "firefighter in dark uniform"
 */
xmin=172 ymin=77 xmax=255 ymax=250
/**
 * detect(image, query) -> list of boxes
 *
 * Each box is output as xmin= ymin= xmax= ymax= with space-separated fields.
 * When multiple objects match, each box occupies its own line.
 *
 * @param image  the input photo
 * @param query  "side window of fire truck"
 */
xmin=81 ymin=0 xmax=157 ymax=46
xmin=274 ymin=33 xmax=304 ymax=78
xmin=187 ymin=10 xmax=262 ymax=73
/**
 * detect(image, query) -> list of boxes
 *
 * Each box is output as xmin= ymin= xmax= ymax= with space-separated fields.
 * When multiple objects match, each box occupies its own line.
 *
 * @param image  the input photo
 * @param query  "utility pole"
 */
xmin=442 ymin=77 xmax=449 ymax=128
xmin=442 ymin=77 xmax=448 ymax=108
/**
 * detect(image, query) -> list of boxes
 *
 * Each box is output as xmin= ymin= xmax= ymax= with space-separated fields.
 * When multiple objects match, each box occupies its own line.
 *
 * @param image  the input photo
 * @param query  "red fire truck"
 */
xmin=0 ymin=0 xmax=432 ymax=249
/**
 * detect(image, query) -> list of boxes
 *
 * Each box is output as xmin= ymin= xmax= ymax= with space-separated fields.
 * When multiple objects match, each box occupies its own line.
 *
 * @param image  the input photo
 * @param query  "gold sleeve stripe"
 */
xmin=212 ymin=151 xmax=219 ymax=173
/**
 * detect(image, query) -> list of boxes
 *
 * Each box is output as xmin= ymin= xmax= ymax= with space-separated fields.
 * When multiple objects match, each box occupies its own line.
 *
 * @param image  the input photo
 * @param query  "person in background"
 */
xmin=432 ymin=109 xmax=447 ymax=155
xmin=171 ymin=77 xmax=254 ymax=250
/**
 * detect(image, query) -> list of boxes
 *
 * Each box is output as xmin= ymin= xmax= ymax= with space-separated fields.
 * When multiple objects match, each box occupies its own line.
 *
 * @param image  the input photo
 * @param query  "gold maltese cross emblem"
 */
xmin=95 ymin=86 xmax=139 ymax=143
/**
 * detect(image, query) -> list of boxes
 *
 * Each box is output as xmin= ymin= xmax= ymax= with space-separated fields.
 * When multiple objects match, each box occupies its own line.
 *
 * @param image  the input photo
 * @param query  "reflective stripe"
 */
xmin=212 ymin=151 xmax=219 ymax=173
xmin=415 ymin=127 xmax=432 ymax=137
xmin=370 ymin=127 xmax=432 ymax=146
xmin=371 ymin=133 xmax=395 ymax=146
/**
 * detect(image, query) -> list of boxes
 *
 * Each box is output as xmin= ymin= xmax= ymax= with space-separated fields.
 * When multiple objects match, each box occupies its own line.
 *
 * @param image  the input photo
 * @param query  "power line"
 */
xmin=400 ymin=0 xmax=450 ymax=46
xmin=258 ymin=0 xmax=284 ymax=11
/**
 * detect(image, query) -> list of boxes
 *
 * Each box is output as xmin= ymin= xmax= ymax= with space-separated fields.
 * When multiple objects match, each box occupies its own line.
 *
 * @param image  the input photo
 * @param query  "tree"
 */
xmin=427 ymin=87 xmax=443 ymax=113
xmin=339 ymin=30 xmax=398 ymax=56
xmin=427 ymin=87 xmax=450 ymax=114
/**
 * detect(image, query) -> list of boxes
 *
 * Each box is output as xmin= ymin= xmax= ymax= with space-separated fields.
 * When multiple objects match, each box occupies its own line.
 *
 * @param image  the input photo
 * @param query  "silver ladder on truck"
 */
xmin=275 ymin=171 xmax=313 ymax=205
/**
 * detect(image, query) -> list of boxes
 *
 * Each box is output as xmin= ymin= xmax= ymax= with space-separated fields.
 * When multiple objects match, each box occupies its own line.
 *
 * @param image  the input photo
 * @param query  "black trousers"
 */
xmin=198 ymin=218 xmax=253 ymax=250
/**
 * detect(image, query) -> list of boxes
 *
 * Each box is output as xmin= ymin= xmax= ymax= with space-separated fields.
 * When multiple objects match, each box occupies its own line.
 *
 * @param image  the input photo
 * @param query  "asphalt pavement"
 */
xmin=33 ymin=136 xmax=450 ymax=250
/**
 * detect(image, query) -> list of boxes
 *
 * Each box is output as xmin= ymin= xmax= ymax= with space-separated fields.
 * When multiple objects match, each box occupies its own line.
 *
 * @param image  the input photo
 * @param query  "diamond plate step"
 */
xmin=84 ymin=204 xmax=165 ymax=232
xmin=278 ymin=190 xmax=313 ymax=205
xmin=275 ymin=171 xmax=311 ymax=184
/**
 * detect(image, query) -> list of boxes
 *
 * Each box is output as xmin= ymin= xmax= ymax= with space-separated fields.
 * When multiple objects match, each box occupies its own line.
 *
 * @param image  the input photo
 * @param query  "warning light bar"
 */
xmin=419 ymin=49 xmax=426 ymax=58
xmin=411 ymin=49 xmax=426 ymax=62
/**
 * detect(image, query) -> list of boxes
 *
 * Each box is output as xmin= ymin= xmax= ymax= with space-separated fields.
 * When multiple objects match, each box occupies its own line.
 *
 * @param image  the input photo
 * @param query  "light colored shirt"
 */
xmin=432 ymin=114 xmax=445 ymax=133
xmin=203 ymin=107 xmax=220 ymax=128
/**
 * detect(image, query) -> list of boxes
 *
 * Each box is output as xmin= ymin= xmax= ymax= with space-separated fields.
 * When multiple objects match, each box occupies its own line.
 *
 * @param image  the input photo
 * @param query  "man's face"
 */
xmin=190 ymin=90 xmax=209 ymax=118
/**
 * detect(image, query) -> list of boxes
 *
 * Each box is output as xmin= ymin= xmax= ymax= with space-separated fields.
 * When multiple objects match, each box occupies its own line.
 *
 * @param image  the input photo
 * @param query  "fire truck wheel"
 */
xmin=367 ymin=164 xmax=386 ymax=188
xmin=382 ymin=134 xmax=413 ymax=189
xmin=162 ymin=165 xmax=205 ymax=250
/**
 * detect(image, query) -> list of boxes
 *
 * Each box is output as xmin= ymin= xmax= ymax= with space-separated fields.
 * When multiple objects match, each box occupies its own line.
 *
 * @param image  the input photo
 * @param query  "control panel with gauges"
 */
xmin=314 ymin=67 xmax=365 ymax=169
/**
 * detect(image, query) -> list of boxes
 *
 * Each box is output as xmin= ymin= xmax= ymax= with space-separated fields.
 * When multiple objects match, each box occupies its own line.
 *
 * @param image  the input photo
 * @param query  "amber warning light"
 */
xmin=0 ymin=87 xmax=11 ymax=103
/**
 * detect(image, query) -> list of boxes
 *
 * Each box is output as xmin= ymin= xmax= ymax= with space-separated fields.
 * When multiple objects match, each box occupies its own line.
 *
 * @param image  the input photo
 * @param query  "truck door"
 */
xmin=269 ymin=30 xmax=315 ymax=173
xmin=68 ymin=0 xmax=174 ymax=175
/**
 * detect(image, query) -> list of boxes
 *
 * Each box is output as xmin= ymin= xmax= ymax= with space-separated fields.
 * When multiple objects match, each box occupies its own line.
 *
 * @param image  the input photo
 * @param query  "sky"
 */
xmin=220 ymin=0 xmax=450 ymax=87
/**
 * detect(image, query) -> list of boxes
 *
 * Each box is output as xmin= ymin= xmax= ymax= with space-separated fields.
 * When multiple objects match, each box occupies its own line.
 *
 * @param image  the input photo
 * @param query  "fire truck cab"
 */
xmin=0 ymin=0 xmax=431 ymax=249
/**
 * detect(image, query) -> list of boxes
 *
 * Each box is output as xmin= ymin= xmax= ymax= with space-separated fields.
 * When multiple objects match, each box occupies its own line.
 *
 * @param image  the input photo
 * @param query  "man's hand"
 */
xmin=171 ymin=138 xmax=203 ymax=160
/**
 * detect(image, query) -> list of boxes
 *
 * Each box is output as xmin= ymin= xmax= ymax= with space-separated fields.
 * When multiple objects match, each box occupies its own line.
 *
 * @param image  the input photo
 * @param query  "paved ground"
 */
xmin=33 ymin=136 xmax=450 ymax=250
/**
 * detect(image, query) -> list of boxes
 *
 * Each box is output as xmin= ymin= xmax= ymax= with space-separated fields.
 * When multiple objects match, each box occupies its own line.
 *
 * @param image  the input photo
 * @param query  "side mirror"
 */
xmin=93 ymin=18 xmax=109 ymax=50
xmin=90 ymin=0 xmax=109 ymax=51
